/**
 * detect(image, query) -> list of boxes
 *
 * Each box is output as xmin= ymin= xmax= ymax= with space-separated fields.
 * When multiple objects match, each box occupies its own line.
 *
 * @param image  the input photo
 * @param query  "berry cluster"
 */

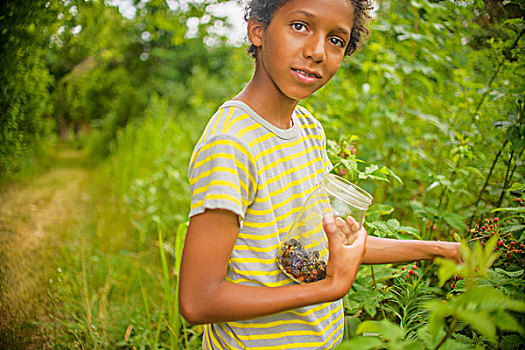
xmin=279 ymin=239 xmax=327 ymax=283
xmin=396 ymin=264 xmax=419 ymax=279
xmin=468 ymin=216 xmax=524 ymax=264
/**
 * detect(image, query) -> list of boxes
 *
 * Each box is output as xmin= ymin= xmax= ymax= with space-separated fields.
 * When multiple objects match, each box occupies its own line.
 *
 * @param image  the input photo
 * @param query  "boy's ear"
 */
xmin=247 ymin=19 xmax=264 ymax=48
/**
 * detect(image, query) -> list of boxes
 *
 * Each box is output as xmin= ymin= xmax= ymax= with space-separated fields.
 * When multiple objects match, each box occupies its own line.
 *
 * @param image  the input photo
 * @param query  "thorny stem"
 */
xmin=468 ymin=139 xmax=508 ymax=227
xmin=434 ymin=318 xmax=459 ymax=350
xmin=370 ymin=266 xmax=387 ymax=319
xmin=496 ymin=149 xmax=515 ymax=208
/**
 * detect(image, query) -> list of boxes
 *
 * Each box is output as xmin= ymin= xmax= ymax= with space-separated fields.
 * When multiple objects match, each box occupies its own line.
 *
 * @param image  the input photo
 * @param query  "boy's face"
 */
xmin=252 ymin=0 xmax=354 ymax=101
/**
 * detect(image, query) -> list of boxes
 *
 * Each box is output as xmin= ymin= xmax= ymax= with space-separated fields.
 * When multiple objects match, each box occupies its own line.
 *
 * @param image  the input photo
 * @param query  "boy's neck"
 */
xmin=233 ymin=72 xmax=298 ymax=130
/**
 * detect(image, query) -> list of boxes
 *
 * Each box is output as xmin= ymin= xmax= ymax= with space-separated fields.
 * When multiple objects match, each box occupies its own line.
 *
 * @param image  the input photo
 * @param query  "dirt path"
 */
xmin=0 ymin=147 xmax=92 ymax=349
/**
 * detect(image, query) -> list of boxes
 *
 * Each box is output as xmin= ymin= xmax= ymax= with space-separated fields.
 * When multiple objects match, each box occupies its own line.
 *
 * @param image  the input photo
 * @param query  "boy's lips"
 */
xmin=291 ymin=68 xmax=322 ymax=79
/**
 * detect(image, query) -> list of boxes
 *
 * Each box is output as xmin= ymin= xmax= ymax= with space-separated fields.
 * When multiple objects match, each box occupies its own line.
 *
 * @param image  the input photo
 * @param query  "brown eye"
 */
xmin=330 ymin=37 xmax=345 ymax=48
xmin=292 ymin=23 xmax=307 ymax=32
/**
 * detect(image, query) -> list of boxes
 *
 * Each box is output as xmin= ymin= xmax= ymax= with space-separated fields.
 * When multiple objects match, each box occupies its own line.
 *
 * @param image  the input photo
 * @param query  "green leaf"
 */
xmin=387 ymin=218 xmax=400 ymax=231
xmin=494 ymin=268 xmax=524 ymax=278
xmin=492 ymin=310 xmax=525 ymax=335
xmin=456 ymin=310 xmax=496 ymax=340
xmin=398 ymin=226 xmax=421 ymax=239
xmin=441 ymin=212 xmax=467 ymax=232
xmin=368 ymin=204 xmax=395 ymax=216
xmin=356 ymin=319 xmax=404 ymax=342
xmin=508 ymin=183 xmax=525 ymax=192
xmin=336 ymin=336 xmax=384 ymax=350
xmin=492 ymin=207 xmax=525 ymax=213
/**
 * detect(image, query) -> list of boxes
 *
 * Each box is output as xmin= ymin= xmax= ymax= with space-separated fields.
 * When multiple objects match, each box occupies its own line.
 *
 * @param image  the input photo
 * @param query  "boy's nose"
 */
xmin=304 ymin=34 xmax=326 ymax=63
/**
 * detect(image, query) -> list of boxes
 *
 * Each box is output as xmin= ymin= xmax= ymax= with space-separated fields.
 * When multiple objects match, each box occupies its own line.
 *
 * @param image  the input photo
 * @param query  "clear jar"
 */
xmin=278 ymin=174 xmax=372 ymax=283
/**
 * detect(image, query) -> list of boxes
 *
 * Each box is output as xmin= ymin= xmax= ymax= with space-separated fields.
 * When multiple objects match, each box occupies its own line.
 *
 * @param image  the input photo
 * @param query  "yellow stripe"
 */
xmin=193 ymin=151 xmax=254 ymax=180
xmin=190 ymin=166 xmax=240 ymax=186
xmin=267 ymin=167 xmax=324 ymax=198
xmin=233 ymin=242 xmax=280 ymax=253
xmin=282 ymin=302 xmax=338 ymax=318
xmin=192 ymin=179 xmax=247 ymax=199
xmin=261 ymin=155 xmax=323 ymax=188
xmin=258 ymin=143 xmax=317 ymax=174
xmin=230 ymin=308 xmax=342 ymax=340
xmin=230 ymin=257 xmax=276 ymax=264
xmin=246 ymin=314 xmax=343 ymax=350
xmin=229 ymin=303 xmax=338 ymax=329
xmin=254 ymin=134 xmax=318 ymax=161
xmin=228 ymin=112 xmax=250 ymax=130
xmin=191 ymin=139 xmax=256 ymax=179
xmin=218 ymin=323 xmax=244 ymax=349
xmin=229 ymin=267 xmax=282 ymax=276
xmin=210 ymin=107 xmax=225 ymax=138
xmin=236 ymin=122 xmax=261 ymax=138
xmin=208 ymin=324 xmax=226 ymax=349
xmin=248 ymin=132 xmax=274 ymax=148
xmin=220 ymin=107 xmax=236 ymax=133
xmin=191 ymin=193 xmax=247 ymax=211
xmin=226 ymin=275 xmax=291 ymax=287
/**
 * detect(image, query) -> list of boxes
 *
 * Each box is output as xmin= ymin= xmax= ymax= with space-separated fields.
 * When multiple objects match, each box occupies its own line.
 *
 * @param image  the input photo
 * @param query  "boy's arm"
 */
xmin=362 ymin=236 xmax=461 ymax=264
xmin=178 ymin=209 xmax=366 ymax=325
xmin=333 ymin=216 xmax=462 ymax=265
xmin=336 ymin=216 xmax=462 ymax=265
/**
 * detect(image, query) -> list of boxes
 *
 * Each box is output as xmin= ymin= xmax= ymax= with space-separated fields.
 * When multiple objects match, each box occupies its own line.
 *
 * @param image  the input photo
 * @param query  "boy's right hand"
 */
xmin=322 ymin=214 xmax=367 ymax=299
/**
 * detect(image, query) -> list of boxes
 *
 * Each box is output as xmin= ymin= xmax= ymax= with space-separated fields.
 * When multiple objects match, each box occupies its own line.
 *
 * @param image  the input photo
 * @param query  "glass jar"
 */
xmin=277 ymin=173 xmax=373 ymax=283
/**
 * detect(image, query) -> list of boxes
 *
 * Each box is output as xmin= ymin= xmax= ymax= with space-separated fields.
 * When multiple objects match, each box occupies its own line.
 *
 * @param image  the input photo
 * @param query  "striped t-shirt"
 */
xmin=188 ymin=100 xmax=343 ymax=349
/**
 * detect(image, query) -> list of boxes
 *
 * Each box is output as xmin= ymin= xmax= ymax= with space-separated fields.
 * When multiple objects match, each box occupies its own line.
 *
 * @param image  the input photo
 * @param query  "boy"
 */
xmin=179 ymin=0 xmax=461 ymax=348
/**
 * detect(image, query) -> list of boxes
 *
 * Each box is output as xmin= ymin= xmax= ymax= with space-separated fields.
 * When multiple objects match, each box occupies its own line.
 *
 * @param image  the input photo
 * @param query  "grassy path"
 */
xmin=0 ymin=146 xmax=93 ymax=349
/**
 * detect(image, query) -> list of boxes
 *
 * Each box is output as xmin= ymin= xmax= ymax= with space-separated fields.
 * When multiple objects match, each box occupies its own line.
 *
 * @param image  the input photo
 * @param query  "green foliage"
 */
xmin=0 ymin=0 xmax=56 ymax=182
xmin=4 ymin=0 xmax=525 ymax=348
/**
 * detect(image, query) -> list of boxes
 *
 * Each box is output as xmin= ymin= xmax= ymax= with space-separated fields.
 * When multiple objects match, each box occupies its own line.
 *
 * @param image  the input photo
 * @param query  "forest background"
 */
xmin=0 ymin=0 xmax=524 ymax=349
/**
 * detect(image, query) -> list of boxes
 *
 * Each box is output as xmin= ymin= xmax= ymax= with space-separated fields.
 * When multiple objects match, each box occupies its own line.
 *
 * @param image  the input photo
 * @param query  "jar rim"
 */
xmin=323 ymin=174 xmax=373 ymax=210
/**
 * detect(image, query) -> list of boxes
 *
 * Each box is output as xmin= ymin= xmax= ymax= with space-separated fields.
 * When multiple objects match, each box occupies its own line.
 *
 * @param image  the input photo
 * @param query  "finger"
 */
xmin=323 ymin=214 xmax=341 ymax=250
xmin=345 ymin=216 xmax=360 ymax=231
xmin=335 ymin=216 xmax=352 ymax=243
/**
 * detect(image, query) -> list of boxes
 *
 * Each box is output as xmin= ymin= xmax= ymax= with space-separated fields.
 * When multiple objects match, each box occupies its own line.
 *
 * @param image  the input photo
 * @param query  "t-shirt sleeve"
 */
xmin=188 ymin=134 xmax=257 ymax=219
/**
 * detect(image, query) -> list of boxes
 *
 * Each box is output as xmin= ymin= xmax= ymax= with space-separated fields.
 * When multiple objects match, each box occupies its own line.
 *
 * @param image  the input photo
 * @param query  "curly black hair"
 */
xmin=243 ymin=0 xmax=373 ymax=59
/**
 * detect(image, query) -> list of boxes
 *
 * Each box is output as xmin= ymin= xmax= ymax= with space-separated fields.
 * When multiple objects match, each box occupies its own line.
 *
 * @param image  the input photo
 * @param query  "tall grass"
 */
xmin=45 ymin=96 xmax=206 ymax=349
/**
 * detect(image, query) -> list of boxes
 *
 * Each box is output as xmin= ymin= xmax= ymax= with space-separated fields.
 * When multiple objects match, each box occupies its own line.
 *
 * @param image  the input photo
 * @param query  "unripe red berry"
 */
xmin=414 ymin=272 xmax=418 ymax=277
xmin=497 ymin=240 xmax=503 ymax=247
xmin=401 ymin=266 xmax=406 ymax=271
xmin=493 ymin=217 xmax=499 ymax=222
xmin=412 ymin=265 xmax=418 ymax=270
xmin=409 ymin=270 xmax=414 ymax=275
xmin=517 ymin=198 xmax=522 ymax=203
xmin=432 ymin=225 xmax=437 ymax=231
